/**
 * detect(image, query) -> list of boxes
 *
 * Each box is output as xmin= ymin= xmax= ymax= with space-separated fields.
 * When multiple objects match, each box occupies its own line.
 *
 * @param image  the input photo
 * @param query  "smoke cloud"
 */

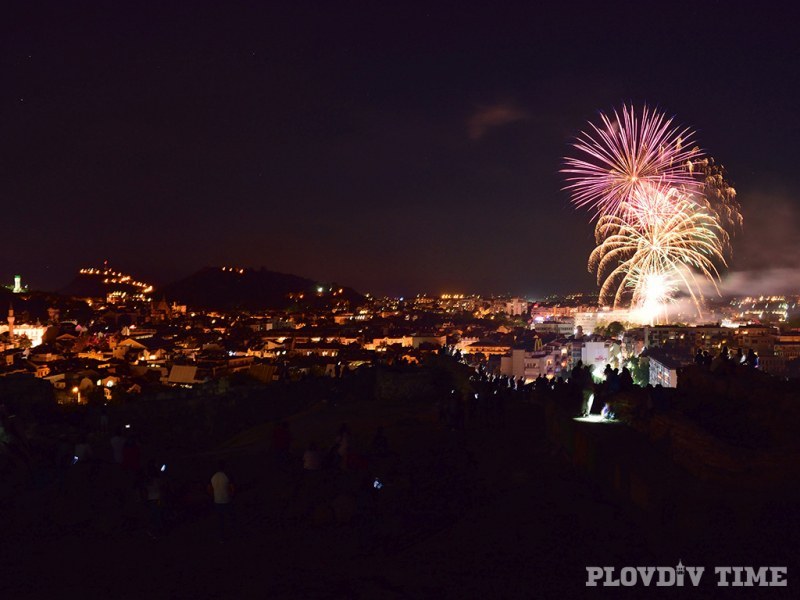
xmin=720 ymin=189 xmax=800 ymax=295
xmin=718 ymin=268 xmax=800 ymax=296
xmin=467 ymin=102 xmax=529 ymax=140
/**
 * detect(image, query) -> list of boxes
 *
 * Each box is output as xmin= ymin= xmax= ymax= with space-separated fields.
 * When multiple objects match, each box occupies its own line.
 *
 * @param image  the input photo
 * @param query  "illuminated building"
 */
xmin=644 ymin=325 xmax=730 ymax=352
xmin=463 ymin=339 xmax=512 ymax=356
xmin=533 ymin=320 xmax=575 ymax=336
xmin=580 ymin=340 xmax=614 ymax=371
xmin=3 ymin=275 xmax=26 ymax=294
xmin=0 ymin=305 xmax=46 ymax=348
xmin=7 ymin=304 xmax=14 ymax=339
xmin=732 ymin=325 xmax=778 ymax=355
xmin=505 ymin=298 xmax=529 ymax=316
xmin=730 ymin=295 xmax=797 ymax=323
xmin=499 ymin=339 xmax=570 ymax=381
xmin=647 ymin=350 xmax=682 ymax=388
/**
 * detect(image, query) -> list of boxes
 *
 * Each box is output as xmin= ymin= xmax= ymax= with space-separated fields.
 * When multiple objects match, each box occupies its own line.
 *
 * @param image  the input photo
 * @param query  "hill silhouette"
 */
xmin=158 ymin=266 xmax=363 ymax=310
xmin=60 ymin=269 xmax=152 ymax=299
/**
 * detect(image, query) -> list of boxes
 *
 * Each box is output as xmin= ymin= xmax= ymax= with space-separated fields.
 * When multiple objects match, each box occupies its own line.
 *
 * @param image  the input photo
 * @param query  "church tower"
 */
xmin=7 ymin=303 xmax=15 ymax=339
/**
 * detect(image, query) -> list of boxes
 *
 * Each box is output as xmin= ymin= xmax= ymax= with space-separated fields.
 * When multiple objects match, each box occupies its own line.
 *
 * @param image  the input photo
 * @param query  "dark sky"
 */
xmin=3 ymin=2 xmax=799 ymax=297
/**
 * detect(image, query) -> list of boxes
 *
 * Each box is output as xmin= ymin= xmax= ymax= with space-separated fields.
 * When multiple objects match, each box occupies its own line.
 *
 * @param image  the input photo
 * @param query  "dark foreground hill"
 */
xmin=159 ymin=266 xmax=363 ymax=310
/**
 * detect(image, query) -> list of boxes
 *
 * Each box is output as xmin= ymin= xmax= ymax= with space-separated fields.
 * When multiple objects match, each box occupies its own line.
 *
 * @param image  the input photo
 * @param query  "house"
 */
xmin=43 ymin=371 xmax=67 ymax=389
xmin=647 ymin=349 xmax=688 ymax=388
xmin=499 ymin=340 xmax=568 ymax=381
xmin=411 ymin=335 xmax=447 ymax=348
xmin=465 ymin=339 xmax=512 ymax=356
xmin=167 ymin=365 xmax=205 ymax=386
xmin=247 ymin=363 xmax=277 ymax=383
xmin=27 ymin=361 xmax=51 ymax=378
xmin=28 ymin=346 xmax=63 ymax=363
xmin=247 ymin=340 xmax=284 ymax=359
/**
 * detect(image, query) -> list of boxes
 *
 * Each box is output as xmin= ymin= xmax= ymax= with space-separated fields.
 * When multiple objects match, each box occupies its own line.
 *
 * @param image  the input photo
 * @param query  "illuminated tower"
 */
xmin=7 ymin=304 xmax=14 ymax=339
xmin=12 ymin=275 xmax=22 ymax=293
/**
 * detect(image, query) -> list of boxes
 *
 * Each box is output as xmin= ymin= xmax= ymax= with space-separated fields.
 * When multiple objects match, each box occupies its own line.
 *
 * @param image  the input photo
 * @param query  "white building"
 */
xmin=581 ymin=340 xmax=610 ymax=371
xmin=500 ymin=346 xmax=566 ymax=381
xmin=648 ymin=353 xmax=681 ymax=388
xmin=533 ymin=320 xmax=575 ymax=336
xmin=505 ymin=298 xmax=529 ymax=316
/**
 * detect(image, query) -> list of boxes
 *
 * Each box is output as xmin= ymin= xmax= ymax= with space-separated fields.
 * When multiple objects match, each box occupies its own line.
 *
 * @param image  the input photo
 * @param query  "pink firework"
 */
xmin=563 ymin=104 xmax=703 ymax=218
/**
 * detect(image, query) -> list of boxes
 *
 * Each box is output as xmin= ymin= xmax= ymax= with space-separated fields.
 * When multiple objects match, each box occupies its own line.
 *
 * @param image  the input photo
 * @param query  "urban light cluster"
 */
xmin=2 ymin=265 xmax=798 ymax=406
xmin=730 ymin=295 xmax=799 ymax=323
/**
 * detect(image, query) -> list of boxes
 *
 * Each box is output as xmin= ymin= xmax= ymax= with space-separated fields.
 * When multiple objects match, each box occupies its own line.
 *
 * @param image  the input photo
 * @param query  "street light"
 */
xmin=72 ymin=386 xmax=81 ymax=403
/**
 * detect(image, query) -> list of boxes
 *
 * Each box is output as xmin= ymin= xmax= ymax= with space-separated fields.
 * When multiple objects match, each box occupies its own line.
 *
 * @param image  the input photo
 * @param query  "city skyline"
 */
xmin=3 ymin=3 xmax=799 ymax=297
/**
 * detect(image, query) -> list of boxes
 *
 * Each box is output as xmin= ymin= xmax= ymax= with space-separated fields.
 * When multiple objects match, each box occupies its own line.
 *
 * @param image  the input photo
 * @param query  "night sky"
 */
xmin=3 ymin=2 xmax=799 ymax=297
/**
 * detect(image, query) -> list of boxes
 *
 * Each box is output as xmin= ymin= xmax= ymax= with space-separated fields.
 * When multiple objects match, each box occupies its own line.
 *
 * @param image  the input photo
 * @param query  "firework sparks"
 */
xmin=588 ymin=187 xmax=726 ymax=322
xmin=562 ymin=104 xmax=703 ymax=219
xmin=694 ymin=157 xmax=743 ymax=250
xmin=564 ymin=105 xmax=740 ymax=323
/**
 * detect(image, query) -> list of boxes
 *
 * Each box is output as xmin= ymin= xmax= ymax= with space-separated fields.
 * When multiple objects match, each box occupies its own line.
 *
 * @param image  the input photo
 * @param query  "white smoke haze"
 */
xmin=634 ymin=190 xmax=800 ymax=323
xmin=717 ymin=189 xmax=800 ymax=297
xmin=718 ymin=268 xmax=800 ymax=296
xmin=653 ymin=296 xmax=722 ymax=325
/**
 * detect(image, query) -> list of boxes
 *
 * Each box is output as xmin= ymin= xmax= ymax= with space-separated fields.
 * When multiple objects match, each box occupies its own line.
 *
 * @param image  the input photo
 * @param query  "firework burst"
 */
xmin=564 ymin=104 xmax=740 ymax=323
xmin=563 ymin=104 xmax=703 ymax=219
xmin=588 ymin=187 xmax=726 ymax=322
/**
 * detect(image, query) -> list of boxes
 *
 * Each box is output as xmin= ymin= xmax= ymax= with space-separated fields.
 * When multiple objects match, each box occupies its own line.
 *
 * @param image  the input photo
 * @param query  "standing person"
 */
xmin=110 ymin=427 xmax=126 ymax=465
xmin=333 ymin=423 xmax=351 ymax=469
xmin=99 ymin=406 xmax=109 ymax=434
xmin=209 ymin=460 xmax=235 ymax=542
xmin=143 ymin=460 xmax=164 ymax=538
xmin=468 ymin=392 xmax=479 ymax=424
xmin=694 ymin=348 xmax=704 ymax=365
xmin=74 ymin=435 xmax=93 ymax=463
xmin=735 ymin=347 xmax=745 ymax=364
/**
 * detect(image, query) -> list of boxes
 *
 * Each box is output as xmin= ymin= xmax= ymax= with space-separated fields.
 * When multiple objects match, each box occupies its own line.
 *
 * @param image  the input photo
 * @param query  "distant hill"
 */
xmin=158 ymin=266 xmax=363 ymax=310
xmin=60 ymin=267 xmax=154 ymax=300
xmin=60 ymin=274 xmax=113 ymax=299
